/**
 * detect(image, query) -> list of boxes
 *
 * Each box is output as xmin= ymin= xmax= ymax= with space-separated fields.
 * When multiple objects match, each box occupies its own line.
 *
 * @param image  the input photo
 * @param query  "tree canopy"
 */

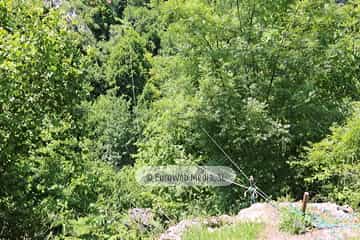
xmin=1 ymin=0 xmax=359 ymax=239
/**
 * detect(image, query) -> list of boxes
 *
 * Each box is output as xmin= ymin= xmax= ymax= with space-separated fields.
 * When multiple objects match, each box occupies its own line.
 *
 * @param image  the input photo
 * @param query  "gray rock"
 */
xmin=44 ymin=0 xmax=63 ymax=9
xmin=128 ymin=208 xmax=154 ymax=227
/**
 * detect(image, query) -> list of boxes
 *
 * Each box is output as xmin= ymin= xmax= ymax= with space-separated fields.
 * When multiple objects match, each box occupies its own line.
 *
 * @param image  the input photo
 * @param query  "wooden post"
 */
xmin=302 ymin=192 xmax=309 ymax=215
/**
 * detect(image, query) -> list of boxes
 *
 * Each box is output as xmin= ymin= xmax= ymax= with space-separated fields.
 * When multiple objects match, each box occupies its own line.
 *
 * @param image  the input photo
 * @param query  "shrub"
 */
xmin=279 ymin=207 xmax=313 ymax=234
xmin=85 ymin=94 xmax=136 ymax=168
xmin=294 ymin=103 xmax=360 ymax=209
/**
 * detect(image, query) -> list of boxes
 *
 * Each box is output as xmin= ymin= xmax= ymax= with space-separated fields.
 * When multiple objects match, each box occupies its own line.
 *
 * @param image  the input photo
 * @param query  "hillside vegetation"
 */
xmin=0 ymin=0 xmax=359 ymax=239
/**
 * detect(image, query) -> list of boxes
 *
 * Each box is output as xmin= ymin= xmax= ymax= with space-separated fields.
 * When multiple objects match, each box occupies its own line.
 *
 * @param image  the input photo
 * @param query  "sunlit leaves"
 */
xmin=0 ymin=1 xmax=88 ymax=238
xmin=296 ymin=103 xmax=360 ymax=208
xmin=86 ymin=94 xmax=136 ymax=167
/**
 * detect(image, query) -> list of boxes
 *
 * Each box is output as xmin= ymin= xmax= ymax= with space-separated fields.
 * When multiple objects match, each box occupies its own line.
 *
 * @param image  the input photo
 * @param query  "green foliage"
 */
xmin=81 ymin=44 xmax=109 ymax=98
xmin=0 ymin=1 xmax=117 ymax=238
xmin=85 ymin=94 xmax=136 ymax=167
xmin=137 ymin=0 xmax=360 ymax=201
xmin=56 ymin=166 xmax=170 ymax=239
xmin=295 ymin=103 xmax=360 ymax=208
xmin=1 ymin=0 xmax=360 ymax=238
xmin=0 ymin=0 xmax=86 ymax=166
xmin=183 ymin=222 xmax=264 ymax=240
xmin=138 ymin=0 xmax=291 ymax=199
xmin=123 ymin=2 xmax=161 ymax=55
xmin=0 ymin=118 xmax=119 ymax=238
xmin=67 ymin=0 xmax=120 ymax=41
xmin=279 ymin=207 xmax=313 ymax=234
xmin=104 ymin=27 xmax=151 ymax=100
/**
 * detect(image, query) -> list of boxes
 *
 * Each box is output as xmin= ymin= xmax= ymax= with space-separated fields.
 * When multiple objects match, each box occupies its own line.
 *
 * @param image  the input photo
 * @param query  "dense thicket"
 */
xmin=0 ymin=0 xmax=359 ymax=239
xmin=295 ymin=103 xmax=360 ymax=208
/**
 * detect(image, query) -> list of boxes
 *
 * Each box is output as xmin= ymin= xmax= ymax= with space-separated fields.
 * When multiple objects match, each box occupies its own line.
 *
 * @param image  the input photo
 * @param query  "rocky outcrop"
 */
xmin=158 ymin=202 xmax=360 ymax=240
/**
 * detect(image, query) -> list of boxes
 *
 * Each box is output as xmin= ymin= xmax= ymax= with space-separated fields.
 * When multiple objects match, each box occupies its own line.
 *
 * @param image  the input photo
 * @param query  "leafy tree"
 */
xmin=104 ymin=27 xmax=152 ymax=101
xmin=137 ymin=0 xmax=360 ymax=202
xmin=295 ymin=103 xmax=360 ymax=209
xmin=85 ymin=94 xmax=136 ymax=168
xmin=1 ymin=0 xmax=360 ymax=238
xmin=0 ymin=1 xmax=92 ymax=237
xmin=67 ymin=0 xmax=120 ymax=41
xmin=123 ymin=1 xmax=162 ymax=55
xmin=63 ymin=0 xmax=151 ymax=41
xmin=0 ymin=0 xmax=86 ymax=188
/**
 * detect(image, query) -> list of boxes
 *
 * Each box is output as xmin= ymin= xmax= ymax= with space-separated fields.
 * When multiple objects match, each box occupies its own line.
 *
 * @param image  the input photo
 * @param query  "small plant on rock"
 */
xmin=279 ymin=207 xmax=314 ymax=234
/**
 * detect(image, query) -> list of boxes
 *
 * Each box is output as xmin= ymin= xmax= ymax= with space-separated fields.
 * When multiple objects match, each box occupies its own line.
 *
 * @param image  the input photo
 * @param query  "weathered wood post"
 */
xmin=302 ymin=192 xmax=309 ymax=215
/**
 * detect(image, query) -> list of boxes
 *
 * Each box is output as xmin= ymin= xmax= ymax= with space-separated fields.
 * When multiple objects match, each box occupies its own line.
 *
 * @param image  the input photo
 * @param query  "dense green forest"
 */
xmin=0 ymin=0 xmax=359 ymax=239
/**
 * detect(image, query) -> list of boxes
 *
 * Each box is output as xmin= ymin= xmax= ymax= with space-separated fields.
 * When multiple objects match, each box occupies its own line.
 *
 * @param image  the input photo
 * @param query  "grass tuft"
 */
xmin=279 ymin=207 xmax=313 ymax=234
xmin=182 ymin=222 xmax=263 ymax=240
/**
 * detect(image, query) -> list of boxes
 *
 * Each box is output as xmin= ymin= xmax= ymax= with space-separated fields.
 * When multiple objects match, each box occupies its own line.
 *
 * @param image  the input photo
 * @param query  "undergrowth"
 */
xmin=182 ymin=222 xmax=263 ymax=240
xmin=279 ymin=207 xmax=314 ymax=234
